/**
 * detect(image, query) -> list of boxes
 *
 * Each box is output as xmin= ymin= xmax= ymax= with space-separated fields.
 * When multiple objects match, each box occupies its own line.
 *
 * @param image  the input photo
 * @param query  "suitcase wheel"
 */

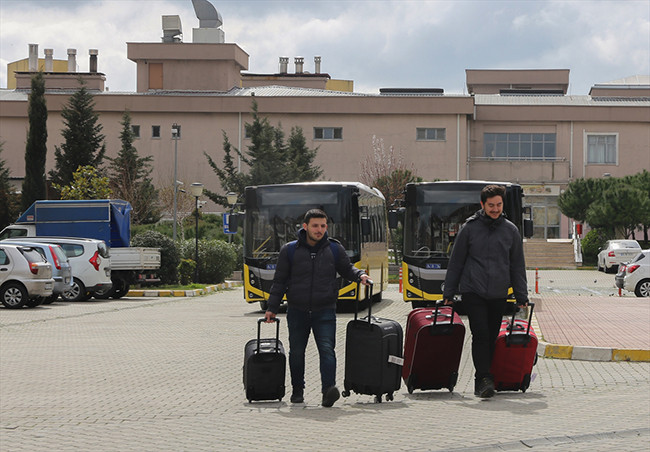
xmin=341 ymin=390 xmax=350 ymax=398
xmin=448 ymin=372 xmax=458 ymax=392
xmin=386 ymin=392 xmax=394 ymax=401
xmin=407 ymin=384 xmax=414 ymax=394
xmin=374 ymin=395 xmax=382 ymax=403
xmin=521 ymin=374 xmax=531 ymax=392
xmin=534 ymin=354 xmax=538 ymax=365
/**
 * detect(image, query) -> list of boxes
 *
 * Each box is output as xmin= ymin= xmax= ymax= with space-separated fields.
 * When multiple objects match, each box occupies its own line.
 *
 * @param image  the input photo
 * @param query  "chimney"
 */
xmin=89 ymin=49 xmax=98 ymax=73
xmin=28 ymin=44 xmax=38 ymax=71
xmin=44 ymin=48 xmax=54 ymax=72
xmin=67 ymin=48 xmax=77 ymax=72
xmin=294 ymin=56 xmax=304 ymax=74
xmin=314 ymin=56 xmax=321 ymax=74
xmin=279 ymin=56 xmax=289 ymax=74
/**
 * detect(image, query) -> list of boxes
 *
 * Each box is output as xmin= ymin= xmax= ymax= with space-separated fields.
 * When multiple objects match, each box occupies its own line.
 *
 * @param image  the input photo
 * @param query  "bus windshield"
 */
xmin=245 ymin=187 xmax=358 ymax=259
xmin=404 ymin=189 xmax=480 ymax=259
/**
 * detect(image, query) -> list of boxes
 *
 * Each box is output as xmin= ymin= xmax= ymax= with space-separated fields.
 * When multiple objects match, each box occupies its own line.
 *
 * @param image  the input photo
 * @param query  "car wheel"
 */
xmin=93 ymin=285 xmax=114 ymax=300
xmin=635 ymin=279 xmax=650 ymax=298
xmin=111 ymin=276 xmax=130 ymax=299
xmin=62 ymin=278 xmax=89 ymax=302
xmin=1 ymin=282 xmax=29 ymax=309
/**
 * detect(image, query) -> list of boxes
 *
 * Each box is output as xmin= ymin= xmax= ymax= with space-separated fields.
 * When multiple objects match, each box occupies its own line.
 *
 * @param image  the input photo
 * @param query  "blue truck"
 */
xmin=0 ymin=199 xmax=160 ymax=298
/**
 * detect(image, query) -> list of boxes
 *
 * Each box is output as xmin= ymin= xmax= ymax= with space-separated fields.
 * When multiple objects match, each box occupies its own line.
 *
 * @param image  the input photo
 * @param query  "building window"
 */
xmin=314 ymin=127 xmax=342 ymax=140
xmin=416 ymin=128 xmax=446 ymax=141
xmin=587 ymin=134 xmax=617 ymax=164
xmin=152 ymin=125 xmax=161 ymax=138
xmin=483 ymin=133 xmax=556 ymax=160
xmin=131 ymin=125 xmax=140 ymax=138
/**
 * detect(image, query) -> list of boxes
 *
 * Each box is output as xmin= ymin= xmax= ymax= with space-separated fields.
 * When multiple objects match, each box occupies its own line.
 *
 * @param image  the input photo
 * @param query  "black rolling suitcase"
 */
xmin=243 ymin=318 xmax=286 ymax=403
xmin=342 ymin=283 xmax=403 ymax=403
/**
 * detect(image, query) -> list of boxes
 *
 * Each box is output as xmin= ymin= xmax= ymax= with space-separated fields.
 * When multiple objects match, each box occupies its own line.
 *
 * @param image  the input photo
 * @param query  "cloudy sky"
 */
xmin=1 ymin=0 xmax=648 ymax=95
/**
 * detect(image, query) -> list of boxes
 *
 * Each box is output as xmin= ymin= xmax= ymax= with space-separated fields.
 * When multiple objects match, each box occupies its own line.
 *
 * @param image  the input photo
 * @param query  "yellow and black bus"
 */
xmin=397 ymin=180 xmax=532 ymax=309
xmin=240 ymin=182 xmax=389 ymax=310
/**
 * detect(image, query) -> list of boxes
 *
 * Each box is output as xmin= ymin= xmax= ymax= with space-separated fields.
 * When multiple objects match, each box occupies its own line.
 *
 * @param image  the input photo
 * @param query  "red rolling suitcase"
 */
xmin=490 ymin=302 xmax=538 ymax=392
xmin=402 ymin=302 xmax=465 ymax=393
xmin=243 ymin=318 xmax=286 ymax=402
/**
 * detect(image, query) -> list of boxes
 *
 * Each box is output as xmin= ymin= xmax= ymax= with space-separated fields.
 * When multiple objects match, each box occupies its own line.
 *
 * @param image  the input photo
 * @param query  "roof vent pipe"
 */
xmin=279 ymin=57 xmax=289 ymax=74
xmin=67 ymin=49 xmax=77 ymax=72
xmin=294 ymin=56 xmax=304 ymax=74
xmin=28 ymin=44 xmax=38 ymax=71
xmin=44 ymin=49 xmax=54 ymax=72
xmin=89 ymin=49 xmax=98 ymax=73
xmin=314 ymin=56 xmax=321 ymax=74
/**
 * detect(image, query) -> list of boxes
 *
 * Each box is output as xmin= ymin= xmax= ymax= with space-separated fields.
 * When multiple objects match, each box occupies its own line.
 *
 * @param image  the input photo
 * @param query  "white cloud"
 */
xmin=1 ymin=0 xmax=648 ymax=94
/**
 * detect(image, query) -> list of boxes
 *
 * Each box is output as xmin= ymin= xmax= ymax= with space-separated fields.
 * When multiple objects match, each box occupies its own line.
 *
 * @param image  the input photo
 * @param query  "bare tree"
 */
xmin=158 ymin=184 xmax=196 ymax=240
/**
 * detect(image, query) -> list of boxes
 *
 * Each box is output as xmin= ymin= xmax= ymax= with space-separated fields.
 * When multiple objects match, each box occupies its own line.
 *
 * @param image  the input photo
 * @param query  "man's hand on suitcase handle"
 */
xmin=442 ymin=298 xmax=454 ymax=306
xmin=264 ymin=311 xmax=276 ymax=323
xmin=360 ymin=274 xmax=372 ymax=286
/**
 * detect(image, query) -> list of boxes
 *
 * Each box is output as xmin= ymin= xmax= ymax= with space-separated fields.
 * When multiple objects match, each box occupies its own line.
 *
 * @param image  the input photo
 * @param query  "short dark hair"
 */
xmin=303 ymin=208 xmax=328 ymax=224
xmin=480 ymin=184 xmax=506 ymax=203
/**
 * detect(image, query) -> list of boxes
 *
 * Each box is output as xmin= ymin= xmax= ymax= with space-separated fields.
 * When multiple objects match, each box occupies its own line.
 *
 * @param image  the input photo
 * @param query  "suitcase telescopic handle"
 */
xmin=507 ymin=302 xmax=535 ymax=336
xmin=256 ymin=317 xmax=280 ymax=353
xmin=431 ymin=300 xmax=456 ymax=326
xmin=354 ymin=280 xmax=374 ymax=323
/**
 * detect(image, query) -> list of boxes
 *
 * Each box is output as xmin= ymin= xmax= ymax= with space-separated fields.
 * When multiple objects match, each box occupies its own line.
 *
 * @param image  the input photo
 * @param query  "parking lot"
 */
xmin=1 ymin=270 xmax=649 ymax=451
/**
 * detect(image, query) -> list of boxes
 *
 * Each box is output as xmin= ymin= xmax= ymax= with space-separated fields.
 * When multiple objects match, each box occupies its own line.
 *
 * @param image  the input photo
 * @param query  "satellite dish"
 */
xmin=191 ymin=0 xmax=222 ymax=28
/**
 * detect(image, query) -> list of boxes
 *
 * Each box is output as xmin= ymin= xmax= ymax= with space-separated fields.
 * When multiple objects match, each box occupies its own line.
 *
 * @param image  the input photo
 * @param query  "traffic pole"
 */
xmin=399 ymin=267 xmax=403 ymax=293
xmin=535 ymin=268 xmax=539 ymax=294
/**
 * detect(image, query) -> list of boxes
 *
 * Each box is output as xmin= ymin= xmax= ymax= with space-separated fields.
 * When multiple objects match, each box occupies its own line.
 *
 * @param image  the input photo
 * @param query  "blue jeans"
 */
xmin=286 ymin=307 xmax=337 ymax=393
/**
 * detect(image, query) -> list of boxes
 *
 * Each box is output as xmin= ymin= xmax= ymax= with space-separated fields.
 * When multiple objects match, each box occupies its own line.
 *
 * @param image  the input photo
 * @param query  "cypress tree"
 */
xmin=22 ymin=71 xmax=48 ymax=209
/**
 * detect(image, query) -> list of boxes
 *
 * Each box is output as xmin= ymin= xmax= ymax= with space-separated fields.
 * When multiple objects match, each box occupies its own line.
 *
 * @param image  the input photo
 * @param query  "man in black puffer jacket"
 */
xmin=443 ymin=185 xmax=528 ymax=399
xmin=265 ymin=209 xmax=370 ymax=407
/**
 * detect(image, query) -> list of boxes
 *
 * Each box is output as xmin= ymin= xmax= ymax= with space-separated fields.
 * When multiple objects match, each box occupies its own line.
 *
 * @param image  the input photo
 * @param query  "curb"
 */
xmin=126 ymin=281 xmax=243 ymax=298
xmin=532 ymin=312 xmax=650 ymax=363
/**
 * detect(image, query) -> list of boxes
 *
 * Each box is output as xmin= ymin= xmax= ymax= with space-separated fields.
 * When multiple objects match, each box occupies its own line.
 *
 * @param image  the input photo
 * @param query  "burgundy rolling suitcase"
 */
xmin=243 ymin=318 xmax=286 ymax=402
xmin=342 ymin=283 xmax=403 ymax=403
xmin=402 ymin=302 xmax=465 ymax=393
xmin=490 ymin=302 xmax=538 ymax=392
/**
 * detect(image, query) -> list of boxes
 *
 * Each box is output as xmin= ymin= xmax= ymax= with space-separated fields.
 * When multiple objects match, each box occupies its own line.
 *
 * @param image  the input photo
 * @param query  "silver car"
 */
xmin=0 ymin=244 xmax=54 ymax=308
xmin=1 ymin=240 xmax=73 ymax=304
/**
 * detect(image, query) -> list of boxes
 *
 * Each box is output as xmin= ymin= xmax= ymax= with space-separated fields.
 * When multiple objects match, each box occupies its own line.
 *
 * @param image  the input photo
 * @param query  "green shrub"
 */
xmin=177 ymin=258 xmax=196 ymax=285
xmin=581 ymin=228 xmax=609 ymax=265
xmin=180 ymin=239 xmax=238 ymax=283
xmin=132 ymin=230 xmax=180 ymax=284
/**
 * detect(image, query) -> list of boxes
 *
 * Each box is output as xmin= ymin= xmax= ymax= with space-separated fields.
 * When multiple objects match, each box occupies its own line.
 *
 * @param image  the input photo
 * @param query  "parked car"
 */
xmin=615 ymin=263 xmax=627 ymax=290
xmin=0 ymin=243 xmax=54 ymax=308
xmin=622 ymin=250 xmax=650 ymax=297
xmin=597 ymin=240 xmax=642 ymax=273
xmin=3 ymin=237 xmax=111 ymax=302
xmin=2 ymin=240 xmax=73 ymax=304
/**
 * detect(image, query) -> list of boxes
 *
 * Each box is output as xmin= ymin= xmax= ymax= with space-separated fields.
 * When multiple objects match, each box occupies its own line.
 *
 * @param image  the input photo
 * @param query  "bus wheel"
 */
xmin=411 ymin=301 xmax=425 ymax=309
xmin=259 ymin=300 xmax=268 ymax=311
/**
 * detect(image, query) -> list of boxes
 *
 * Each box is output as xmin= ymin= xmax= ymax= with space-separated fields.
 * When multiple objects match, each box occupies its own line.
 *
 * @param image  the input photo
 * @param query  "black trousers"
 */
xmin=462 ymin=293 xmax=508 ymax=383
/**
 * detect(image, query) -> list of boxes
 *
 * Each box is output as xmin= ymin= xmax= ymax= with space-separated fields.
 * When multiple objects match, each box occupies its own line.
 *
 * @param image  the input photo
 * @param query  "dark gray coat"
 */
xmin=266 ymin=229 xmax=365 ymax=314
xmin=442 ymin=210 xmax=528 ymax=304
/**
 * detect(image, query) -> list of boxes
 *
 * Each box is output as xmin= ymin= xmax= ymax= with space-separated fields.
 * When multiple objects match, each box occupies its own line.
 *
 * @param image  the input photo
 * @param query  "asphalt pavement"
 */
xmin=1 ymin=269 xmax=648 ymax=451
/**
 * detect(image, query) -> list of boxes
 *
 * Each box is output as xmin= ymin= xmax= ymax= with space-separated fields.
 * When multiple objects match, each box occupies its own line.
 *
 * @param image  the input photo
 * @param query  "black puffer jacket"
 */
xmin=266 ymin=229 xmax=365 ymax=314
xmin=442 ymin=210 xmax=528 ymax=303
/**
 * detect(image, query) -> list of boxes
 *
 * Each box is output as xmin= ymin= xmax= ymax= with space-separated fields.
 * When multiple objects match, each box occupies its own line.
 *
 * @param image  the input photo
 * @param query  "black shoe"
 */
xmin=474 ymin=377 xmax=495 ymax=399
xmin=290 ymin=387 xmax=304 ymax=404
xmin=321 ymin=386 xmax=340 ymax=407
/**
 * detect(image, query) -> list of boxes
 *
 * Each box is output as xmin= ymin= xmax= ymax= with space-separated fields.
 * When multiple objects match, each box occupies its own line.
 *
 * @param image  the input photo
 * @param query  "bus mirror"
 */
xmin=388 ymin=210 xmax=399 ymax=229
xmin=523 ymin=219 xmax=533 ymax=238
xmin=228 ymin=214 xmax=239 ymax=232
xmin=361 ymin=217 xmax=371 ymax=236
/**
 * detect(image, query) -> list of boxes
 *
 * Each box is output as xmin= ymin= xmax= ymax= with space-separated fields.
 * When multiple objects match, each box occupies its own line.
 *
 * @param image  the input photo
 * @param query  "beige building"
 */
xmin=1 ymin=24 xmax=649 ymax=241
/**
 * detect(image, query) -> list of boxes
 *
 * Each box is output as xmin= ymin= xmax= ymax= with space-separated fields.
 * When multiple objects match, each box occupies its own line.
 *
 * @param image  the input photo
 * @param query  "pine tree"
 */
xmin=203 ymin=132 xmax=248 ymax=208
xmin=107 ymin=112 xmax=159 ymax=224
xmin=22 ymin=71 xmax=48 ymax=209
xmin=286 ymin=126 xmax=322 ymax=182
xmin=49 ymin=81 xmax=106 ymax=191
xmin=0 ymin=144 xmax=20 ymax=229
xmin=245 ymin=101 xmax=287 ymax=185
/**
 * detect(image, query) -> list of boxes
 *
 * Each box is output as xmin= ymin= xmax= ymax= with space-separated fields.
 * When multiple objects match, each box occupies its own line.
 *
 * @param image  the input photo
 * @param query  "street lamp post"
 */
xmin=226 ymin=192 xmax=237 ymax=243
xmin=190 ymin=182 xmax=204 ymax=283
xmin=172 ymin=123 xmax=181 ymax=242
